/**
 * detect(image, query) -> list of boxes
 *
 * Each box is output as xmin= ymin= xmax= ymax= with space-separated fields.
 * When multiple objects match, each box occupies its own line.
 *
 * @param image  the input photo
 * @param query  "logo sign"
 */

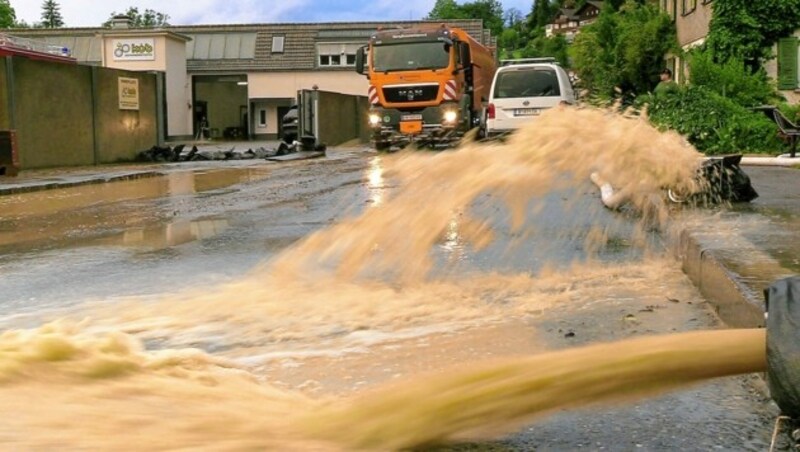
xmin=398 ymin=88 xmax=424 ymax=101
xmin=118 ymin=77 xmax=140 ymax=110
xmin=113 ymin=38 xmax=155 ymax=61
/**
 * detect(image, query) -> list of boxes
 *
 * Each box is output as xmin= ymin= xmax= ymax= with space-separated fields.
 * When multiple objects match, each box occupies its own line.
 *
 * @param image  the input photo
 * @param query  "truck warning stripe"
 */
xmin=443 ymin=80 xmax=457 ymax=100
xmin=368 ymin=86 xmax=379 ymax=104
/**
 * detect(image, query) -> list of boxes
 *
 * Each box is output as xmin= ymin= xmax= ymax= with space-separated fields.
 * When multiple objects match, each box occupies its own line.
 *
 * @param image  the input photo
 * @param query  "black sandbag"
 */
xmin=766 ymin=276 xmax=800 ymax=417
xmin=697 ymin=154 xmax=759 ymax=203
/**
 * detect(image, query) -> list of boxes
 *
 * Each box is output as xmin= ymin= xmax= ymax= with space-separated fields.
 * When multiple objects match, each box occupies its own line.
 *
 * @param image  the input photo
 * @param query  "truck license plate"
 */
xmin=514 ymin=108 xmax=541 ymax=116
xmin=401 ymin=114 xmax=423 ymax=121
xmin=400 ymin=121 xmax=423 ymax=134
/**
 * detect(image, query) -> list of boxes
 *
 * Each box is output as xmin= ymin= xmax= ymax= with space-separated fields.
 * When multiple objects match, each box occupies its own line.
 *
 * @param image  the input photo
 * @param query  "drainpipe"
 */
xmin=153 ymin=71 xmax=166 ymax=146
xmin=90 ymin=66 xmax=100 ymax=165
xmin=4 ymin=56 xmax=16 ymax=130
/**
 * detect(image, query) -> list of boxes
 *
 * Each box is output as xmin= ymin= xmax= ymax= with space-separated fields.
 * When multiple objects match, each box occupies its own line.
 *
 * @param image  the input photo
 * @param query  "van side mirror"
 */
xmin=356 ymin=46 xmax=367 ymax=75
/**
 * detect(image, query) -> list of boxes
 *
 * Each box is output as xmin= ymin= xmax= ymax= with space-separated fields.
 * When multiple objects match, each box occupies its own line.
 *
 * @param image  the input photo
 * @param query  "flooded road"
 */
xmin=0 ymin=109 xmax=779 ymax=450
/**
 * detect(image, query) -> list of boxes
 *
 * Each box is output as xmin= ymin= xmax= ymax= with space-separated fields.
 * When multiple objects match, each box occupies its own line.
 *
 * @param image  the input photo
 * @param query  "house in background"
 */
xmin=545 ymin=1 xmax=604 ymax=42
xmin=660 ymin=0 xmax=799 ymax=104
xmin=659 ymin=0 xmax=713 ymax=84
xmin=10 ymin=19 xmax=491 ymax=141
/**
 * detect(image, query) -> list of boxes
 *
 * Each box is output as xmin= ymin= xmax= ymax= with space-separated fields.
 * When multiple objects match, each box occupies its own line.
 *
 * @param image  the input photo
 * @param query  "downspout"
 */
xmin=90 ymin=66 xmax=100 ymax=165
xmin=5 ymin=56 xmax=16 ymax=130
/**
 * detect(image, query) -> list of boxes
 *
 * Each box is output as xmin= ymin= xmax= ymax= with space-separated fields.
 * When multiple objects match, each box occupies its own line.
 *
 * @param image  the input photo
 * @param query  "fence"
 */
xmin=0 ymin=55 xmax=160 ymax=170
xmin=297 ymin=89 xmax=370 ymax=147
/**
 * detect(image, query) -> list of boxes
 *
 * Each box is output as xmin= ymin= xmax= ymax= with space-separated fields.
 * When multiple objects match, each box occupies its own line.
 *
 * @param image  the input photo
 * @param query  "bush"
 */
xmin=640 ymin=85 xmax=785 ymax=155
xmin=572 ymin=1 xmax=676 ymax=101
xmin=688 ymin=50 xmax=777 ymax=107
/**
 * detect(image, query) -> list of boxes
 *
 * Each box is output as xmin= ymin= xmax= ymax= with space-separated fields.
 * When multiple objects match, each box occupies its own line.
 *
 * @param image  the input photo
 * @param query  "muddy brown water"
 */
xmin=0 ymin=107 xmax=768 ymax=449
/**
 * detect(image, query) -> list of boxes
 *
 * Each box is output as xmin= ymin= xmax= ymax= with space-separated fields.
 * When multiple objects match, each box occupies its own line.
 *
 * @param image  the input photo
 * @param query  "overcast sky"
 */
xmin=13 ymin=0 xmax=533 ymax=27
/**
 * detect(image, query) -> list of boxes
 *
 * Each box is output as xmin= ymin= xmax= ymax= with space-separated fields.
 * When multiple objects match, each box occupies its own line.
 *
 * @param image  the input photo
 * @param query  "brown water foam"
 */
xmin=269 ymin=107 xmax=702 ymax=283
xmin=306 ymin=329 xmax=767 ymax=450
xmin=0 ymin=106 xmax=754 ymax=450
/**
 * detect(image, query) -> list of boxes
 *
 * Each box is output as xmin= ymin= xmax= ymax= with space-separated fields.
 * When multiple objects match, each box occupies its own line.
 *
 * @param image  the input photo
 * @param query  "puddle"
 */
xmin=0 ymin=167 xmax=273 ymax=220
xmin=0 ymin=108 xmax=772 ymax=450
xmin=0 ymin=167 xmax=271 ymax=251
xmin=97 ymin=218 xmax=230 ymax=250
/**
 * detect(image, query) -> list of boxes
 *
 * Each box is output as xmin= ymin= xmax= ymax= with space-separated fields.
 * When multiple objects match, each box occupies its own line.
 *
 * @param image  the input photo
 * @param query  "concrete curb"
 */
xmin=0 ymin=171 xmax=162 ymax=196
xmin=677 ymin=228 xmax=766 ymax=329
xmin=741 ymin=156 xmax=800 ymax=167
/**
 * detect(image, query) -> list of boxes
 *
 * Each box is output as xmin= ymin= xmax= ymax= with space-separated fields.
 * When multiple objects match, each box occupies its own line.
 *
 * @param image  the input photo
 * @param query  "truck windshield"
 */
xmin=372 ymin=42 xmax=451 ymax=72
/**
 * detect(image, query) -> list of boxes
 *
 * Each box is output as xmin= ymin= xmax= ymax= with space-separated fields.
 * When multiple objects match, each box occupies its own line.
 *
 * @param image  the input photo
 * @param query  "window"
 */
xmin=259 ymin=109 xmax=267 ymax=127
xmin=271 ymin=35 xmax=285 ymax=53
xmin=682 ymin=0 xmax=697 ymax=15
xmin=317 ymin=43 xmax=360 ymax=67
xmin=494 ymin=68 xmax=561 ymax=99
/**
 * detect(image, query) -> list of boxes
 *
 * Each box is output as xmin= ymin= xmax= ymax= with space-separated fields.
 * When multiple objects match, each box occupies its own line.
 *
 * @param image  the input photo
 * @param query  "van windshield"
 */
xmin=372 ymin=42 xmax=451 ymax=72
xmin=493 ymin=68 xmax=561 ymax=98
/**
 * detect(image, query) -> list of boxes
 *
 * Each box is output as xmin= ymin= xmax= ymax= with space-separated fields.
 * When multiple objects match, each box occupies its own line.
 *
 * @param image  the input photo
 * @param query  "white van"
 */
xmin=484 ymin=59 xmax=576 ymax=137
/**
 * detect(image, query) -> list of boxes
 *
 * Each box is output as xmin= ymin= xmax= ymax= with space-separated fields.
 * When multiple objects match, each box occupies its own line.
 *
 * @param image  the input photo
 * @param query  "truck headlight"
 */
xmin=368 ymin=113 xmax=382 ymax=127
xmin=443 ymin=110 xmax=458 ymax=124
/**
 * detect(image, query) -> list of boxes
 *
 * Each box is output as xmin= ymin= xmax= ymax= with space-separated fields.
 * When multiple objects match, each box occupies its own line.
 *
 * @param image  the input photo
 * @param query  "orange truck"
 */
xmin=355 ymin=24 xmax=497 ymax=150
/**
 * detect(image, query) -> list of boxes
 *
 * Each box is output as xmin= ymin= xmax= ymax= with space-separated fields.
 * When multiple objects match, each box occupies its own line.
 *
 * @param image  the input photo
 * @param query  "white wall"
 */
xmin=166 ymin=38 xmax=191 ymax=136
xmin=248 ymin=71 xmax=368 ymax=98
xmin=253 ymin=101 xmax=270 ymax=135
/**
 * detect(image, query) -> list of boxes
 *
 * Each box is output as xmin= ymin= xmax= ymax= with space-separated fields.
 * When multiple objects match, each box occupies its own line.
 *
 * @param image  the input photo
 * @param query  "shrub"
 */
xmin=688 ymin=49 xmax=778 ymax=107
xmin=640 ymin=85 xmax=785 ymax=155
xmin=572 ymin=1 xmax=676 ymax=101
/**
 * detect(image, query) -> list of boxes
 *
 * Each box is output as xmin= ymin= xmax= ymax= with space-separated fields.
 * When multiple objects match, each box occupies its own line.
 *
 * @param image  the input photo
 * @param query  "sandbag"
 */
xmin=697 ymin=154 xmax=759 ymax=203
xmin=766 ymin=276 xmax=800 ymax=418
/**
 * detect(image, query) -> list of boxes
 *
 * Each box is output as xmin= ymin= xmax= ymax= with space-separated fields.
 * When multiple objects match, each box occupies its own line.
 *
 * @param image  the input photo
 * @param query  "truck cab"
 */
xmin=356 ymin=24 xmax=496 ymax=150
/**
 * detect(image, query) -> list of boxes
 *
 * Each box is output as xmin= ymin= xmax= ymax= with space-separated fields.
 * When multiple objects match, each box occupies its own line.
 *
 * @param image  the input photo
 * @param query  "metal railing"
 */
xmin=0 ymin=33 xmax=71 ymax=57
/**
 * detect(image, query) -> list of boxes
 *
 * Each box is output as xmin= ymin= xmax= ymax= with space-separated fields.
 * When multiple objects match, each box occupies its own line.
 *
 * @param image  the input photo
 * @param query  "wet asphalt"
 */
xmin=0 ymin=148 xmax=781 ymax=450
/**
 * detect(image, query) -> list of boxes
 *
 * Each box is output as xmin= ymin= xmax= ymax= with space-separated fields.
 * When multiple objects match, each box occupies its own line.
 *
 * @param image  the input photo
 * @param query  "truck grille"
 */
xmin=382 ymin=85 xmax=439 ymax=103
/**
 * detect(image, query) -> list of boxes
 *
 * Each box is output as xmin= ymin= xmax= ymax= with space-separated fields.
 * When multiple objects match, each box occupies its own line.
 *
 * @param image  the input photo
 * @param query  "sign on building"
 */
xmin=118 ymin=77 xmax=140 ymax=110
xmin=112 ymin=38 xmax=155 ymax=61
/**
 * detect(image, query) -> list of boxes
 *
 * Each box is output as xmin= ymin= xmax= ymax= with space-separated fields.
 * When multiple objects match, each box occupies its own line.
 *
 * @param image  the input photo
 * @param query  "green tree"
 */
xmin=705 ymin=0 xmax=800 ymax=70
xmin=571 ymin=1 xmax=676 ymax=101
xmin=688 ymin=49 xmax=776 ymax=107
xmin=461 ymin=0 xmax=504 ymax=36
xmin=528 ymin=0 xmax=557 ymax=30
xmin=40 ymin=0 xmax=64 ymax=28
xmin=0 ymin=0 xmax=16 ymax=28
xmin=504 ymin=7 xmax=523 ymax=26
xmin=426 ymin=0 xmax=466 ymax=20
xmin=104 ymin=7 xmax=170 ymax=28
xmin=522 ymin=33 xmax=570 ymax=66
xmin=425 ymin=0 xmax=504 ymax=37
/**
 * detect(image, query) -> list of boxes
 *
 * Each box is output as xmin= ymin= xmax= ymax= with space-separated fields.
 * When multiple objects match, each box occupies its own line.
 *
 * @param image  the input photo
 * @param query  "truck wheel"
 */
xmin=375 ymin=141 xmax=391 ymax=152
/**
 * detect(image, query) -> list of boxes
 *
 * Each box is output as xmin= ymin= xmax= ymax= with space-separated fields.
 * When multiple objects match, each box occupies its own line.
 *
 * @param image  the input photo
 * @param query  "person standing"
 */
xmin=654 ymin=68 xmax=679 ymax=96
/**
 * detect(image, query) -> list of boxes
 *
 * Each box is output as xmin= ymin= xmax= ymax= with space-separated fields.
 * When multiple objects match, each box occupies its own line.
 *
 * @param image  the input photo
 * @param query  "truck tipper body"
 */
xmin=356 ymin=24 xmax=496 ymax=149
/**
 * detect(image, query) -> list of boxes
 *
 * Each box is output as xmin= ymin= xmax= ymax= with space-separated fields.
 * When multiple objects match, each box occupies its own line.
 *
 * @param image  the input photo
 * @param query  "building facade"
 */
xmin=11 ymin=20 xmax=491 ymax=141
xmin=660 ymin=0 xmax=713 ymax=84
xmin=659 ymin=0 xmax=799 ymax=104
xmin=545 ymin=1 xmax=603 ymax=42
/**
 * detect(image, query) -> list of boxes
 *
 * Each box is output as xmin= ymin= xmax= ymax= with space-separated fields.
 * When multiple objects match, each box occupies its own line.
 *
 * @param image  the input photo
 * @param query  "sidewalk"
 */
xmin=677 ymin=161 xmax=800 ymax=328
xmin=1 ymin=155 xmax=798 ymax=331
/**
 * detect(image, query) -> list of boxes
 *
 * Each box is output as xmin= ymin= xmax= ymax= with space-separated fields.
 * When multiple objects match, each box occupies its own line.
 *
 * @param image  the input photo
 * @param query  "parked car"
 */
xmin=484 ymin=59 xmax=576 ymax=137
xmin=282 ymin=105 xmax=299 ymax=143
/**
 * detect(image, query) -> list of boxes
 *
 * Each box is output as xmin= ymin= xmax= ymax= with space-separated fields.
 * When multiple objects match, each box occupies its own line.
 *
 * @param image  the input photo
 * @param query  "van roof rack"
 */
xmin=500 ymin=58 xmax=558 ymax=66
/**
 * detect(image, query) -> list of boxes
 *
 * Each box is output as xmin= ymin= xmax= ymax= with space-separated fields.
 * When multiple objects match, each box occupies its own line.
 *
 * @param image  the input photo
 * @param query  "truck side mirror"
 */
xmin=457 ymin=42 xmax=471 ymax=69
xmin=356 ymin=46 xmax=366 ymax=75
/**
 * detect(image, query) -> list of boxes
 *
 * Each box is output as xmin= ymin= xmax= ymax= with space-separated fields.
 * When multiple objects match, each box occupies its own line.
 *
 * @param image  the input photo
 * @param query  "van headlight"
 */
xmin=443 ymin=110 xmax=458 ymax=124
xmin=368 ymin=113 xmax=382 ymax=127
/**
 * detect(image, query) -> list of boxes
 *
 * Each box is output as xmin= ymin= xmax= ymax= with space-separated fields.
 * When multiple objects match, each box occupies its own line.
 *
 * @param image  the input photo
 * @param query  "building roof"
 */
xmin=8 ymin=20 xmax=489 ymax=73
